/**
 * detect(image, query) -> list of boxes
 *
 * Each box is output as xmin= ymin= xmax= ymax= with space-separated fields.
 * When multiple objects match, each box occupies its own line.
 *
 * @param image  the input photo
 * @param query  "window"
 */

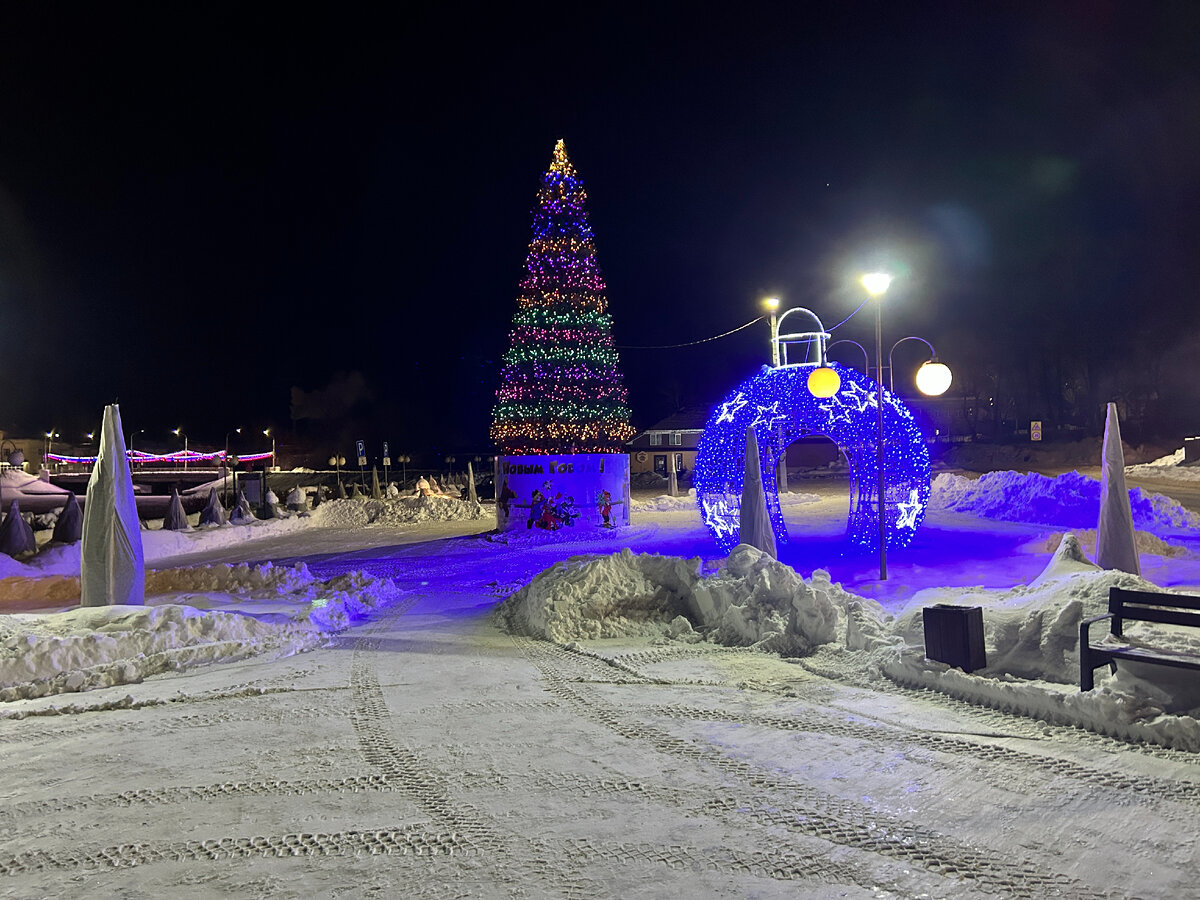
xmin=649 ymin=433 xmax=663 ymax=446
xmin=671 ymin=432 xmax=682 ymax=446
xmin=653 ymin=454 xmax=667 ymax=476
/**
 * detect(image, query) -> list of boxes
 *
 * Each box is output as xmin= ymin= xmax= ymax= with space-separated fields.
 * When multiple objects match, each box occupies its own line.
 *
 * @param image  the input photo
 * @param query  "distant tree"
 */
xmin=491 ymin=140 xmax=636 ymax=454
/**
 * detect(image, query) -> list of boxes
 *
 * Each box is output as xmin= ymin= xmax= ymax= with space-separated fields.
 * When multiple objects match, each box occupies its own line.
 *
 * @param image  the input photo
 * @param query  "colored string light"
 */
xmin=45 ymin=449 xmax=275 ymax=465
xmin=693 ymin=362 xmax=931 ymax=552
xmin=491 ymin=139 xmax=636 ymax=454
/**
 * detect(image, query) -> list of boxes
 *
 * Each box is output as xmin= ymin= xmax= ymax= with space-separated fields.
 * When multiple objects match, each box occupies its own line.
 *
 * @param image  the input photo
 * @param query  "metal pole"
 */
xmin=769 ymin=311 xmax=779 ymax=368
xmin=876 ymin=299 xmax=887 ymax=580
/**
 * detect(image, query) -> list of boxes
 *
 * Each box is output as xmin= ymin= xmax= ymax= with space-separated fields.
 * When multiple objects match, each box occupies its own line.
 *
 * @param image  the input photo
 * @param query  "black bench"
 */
xmin=1079 ymin=587 xmax=1200 ymax=691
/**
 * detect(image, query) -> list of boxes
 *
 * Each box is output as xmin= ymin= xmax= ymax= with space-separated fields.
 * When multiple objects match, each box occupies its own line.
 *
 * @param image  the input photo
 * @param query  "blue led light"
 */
xmin=693 ymin=363 xmax=930 ymax=552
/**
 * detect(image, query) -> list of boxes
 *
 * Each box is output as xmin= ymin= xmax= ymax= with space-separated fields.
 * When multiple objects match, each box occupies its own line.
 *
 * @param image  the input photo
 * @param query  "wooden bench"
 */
xmin=1079 ymin=587 xmax=1200 ymax=691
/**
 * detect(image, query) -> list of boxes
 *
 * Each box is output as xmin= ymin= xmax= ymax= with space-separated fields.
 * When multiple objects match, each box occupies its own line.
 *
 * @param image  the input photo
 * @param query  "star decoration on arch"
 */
xmin=818 ymin=396 xmax=856 ymax=427
xmin=750 ymin=401 xmax=788 ymax=431
xmin=715 ymin=393 xmax=748 ymax=424
xmin=703 ymin=498 xmax=739 ymax=540
xmin=842 ymin=380 xmax=878 ymax=413
xmin=895 ymin=489 xmax=922 ymax=529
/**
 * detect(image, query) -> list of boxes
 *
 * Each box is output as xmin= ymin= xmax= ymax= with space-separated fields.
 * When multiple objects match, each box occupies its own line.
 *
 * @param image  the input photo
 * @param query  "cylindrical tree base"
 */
xmin=494 ymin=454 xmax=630 ymax=532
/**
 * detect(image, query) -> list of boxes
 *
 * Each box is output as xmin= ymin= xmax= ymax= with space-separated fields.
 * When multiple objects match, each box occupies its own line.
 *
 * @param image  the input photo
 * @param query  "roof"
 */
xmin=641 ymin=407 xmax=712 ymax=433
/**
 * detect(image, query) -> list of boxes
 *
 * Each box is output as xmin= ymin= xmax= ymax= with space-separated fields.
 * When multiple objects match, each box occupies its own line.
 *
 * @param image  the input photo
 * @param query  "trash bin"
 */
xmin=922 ymin=604 xmax=986 ymax=672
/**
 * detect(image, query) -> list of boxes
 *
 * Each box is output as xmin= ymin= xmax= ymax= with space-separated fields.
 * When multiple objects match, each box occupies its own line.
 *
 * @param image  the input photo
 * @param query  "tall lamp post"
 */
xmin=172 ymin=427 xmax=188 ymax=470
xmin=861 ymin=272 xmax=893 ymax=580
xmin=224 ymin=427 xmax=241 ymax=505
xmin=765 ymin=297 xmax=781 ymax=367
xmin=128 ymin=429 xmax=145 ymax=466
xmin=262 ymin=429 xmax=274 ymax=516
xmin=44 ymin=430 xmax=60 ymax=470
xmin=329 ymin=454 xmax=346 ymax=496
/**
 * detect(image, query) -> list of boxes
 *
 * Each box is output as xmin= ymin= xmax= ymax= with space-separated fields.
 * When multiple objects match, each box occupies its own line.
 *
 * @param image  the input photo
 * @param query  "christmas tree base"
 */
xmin=494 ymin=454 xmax=630 ymax=532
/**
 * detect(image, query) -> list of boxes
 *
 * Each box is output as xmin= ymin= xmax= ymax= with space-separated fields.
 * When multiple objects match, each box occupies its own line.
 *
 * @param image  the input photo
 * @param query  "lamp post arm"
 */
xmin=887 ymin=336 xmax=938 ymax=392
xmin=826 ymin=339 xmax=870 ymax=374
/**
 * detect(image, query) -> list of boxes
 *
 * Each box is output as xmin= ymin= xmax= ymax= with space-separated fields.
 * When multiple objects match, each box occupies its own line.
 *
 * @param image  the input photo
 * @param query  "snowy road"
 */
xmin=4 ymin=498 xmax=1200 ymax=898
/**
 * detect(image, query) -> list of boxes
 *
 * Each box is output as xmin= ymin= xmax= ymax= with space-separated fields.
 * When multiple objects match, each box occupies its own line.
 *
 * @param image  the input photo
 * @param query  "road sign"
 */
xmin=382 ymin=441 xmax=390 ymax=467
xmin=356 ymin=439 xmax=367 ymax=467
xmin=1031 ymin=420 xmax=1043 ymax=442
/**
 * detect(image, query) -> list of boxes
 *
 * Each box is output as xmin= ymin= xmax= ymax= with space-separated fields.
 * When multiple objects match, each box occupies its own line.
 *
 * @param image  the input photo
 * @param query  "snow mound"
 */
xmin=929 ymin=470 xmax=1200 ymax=533
xmin=0 ymin=469 xmax=70 ymax=495
xmin=496 ymin=545 xmax=846 ymax=656
xmin=631 ymin=491 xmax=699 ymax=512
xmin=1126 ymin=447 xmax=1200 ymax=482
xmin=0 ymin=563 xmax=403 ymax=704
xmin=0 ymin=604 xmax=318 ymax=704
xmin=630 ymin=490 xmax=820 ymax=513
xmin=313 ymin=496 xmax=486 ymax=528
xmin=1032 ymin=529 xmax=1189 ymax=558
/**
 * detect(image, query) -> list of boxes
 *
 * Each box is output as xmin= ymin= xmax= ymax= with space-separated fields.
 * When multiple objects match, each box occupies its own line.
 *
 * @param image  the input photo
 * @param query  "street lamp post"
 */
xmin=44 ymin=430 xmax=59 ymax=469
xmin=861 ymin=273 xmax=893 ymax=580
xmin=172 ymin=427 xmax=188 ymax=470
xmin=328 ymin=454 xmax=346 ymax=496
xmin=128 ymin=429 xmax=145 ymax=465
xmin=262 ymin=429 xmax=274 ymax=516
xmin=765 ymin=297 xmax=781 ymax=367
xmin=224 ymin=428 xmax=241 ymax=505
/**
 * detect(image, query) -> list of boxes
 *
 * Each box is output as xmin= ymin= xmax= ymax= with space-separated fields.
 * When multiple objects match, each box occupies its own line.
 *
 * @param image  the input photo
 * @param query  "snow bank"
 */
xmin=630 ymin=489 xmax=819 ymax=513
xmin=499 ymin=536 xmax=1200 ymax=750
xmin=0 ymin=469 xmax=70 ymax=495
xmin=496 ymin=545 xmax=850 ymax=656
xmin=1126 ymin=447 xmax=1200 ymax=482
xmin=313 ymin=496 xmax=486 ymax=528
xmin=0 ymin=563 xmax=403 ymax=705
xmin=930 ymin=470 xmax=1200 ymax=533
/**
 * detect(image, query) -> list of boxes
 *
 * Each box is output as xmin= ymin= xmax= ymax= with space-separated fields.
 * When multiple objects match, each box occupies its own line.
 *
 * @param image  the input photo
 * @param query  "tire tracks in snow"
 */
xmin=514 ymin=634 xmax=1104 ymax=900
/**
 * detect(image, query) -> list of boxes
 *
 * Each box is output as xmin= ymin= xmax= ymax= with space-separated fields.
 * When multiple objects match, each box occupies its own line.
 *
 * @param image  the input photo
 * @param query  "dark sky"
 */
xmin=2 ymin=3 xmax=1198 ymax=459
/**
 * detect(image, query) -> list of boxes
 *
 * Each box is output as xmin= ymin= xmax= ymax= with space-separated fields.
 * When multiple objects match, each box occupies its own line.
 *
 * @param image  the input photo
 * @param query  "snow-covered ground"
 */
xmin=2 ymin=465 xmax=1200 ymax=896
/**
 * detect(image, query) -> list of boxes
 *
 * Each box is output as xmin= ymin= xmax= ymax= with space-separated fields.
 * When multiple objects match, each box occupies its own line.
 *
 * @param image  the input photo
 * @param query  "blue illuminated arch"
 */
xmin=694 ymin=363 xmax=930 ymax=552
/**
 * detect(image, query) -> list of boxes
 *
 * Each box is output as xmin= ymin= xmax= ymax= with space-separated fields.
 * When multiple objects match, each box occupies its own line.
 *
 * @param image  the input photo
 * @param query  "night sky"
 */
xmin=2 ymin=3 xmax=1198 ymax=461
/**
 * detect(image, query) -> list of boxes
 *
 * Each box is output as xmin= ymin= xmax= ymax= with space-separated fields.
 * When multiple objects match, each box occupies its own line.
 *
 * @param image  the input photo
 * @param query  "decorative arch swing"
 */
xmin=693 ymin=308 xmax=931 ymax=553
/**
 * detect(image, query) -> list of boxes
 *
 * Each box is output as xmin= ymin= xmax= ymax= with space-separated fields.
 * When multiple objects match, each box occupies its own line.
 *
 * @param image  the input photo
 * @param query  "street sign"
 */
xmin=1030 ymin=420 xmax=1043 ymax=442
xmin=356 ymin=439 xmax=367 ymax=467
xmin=382 ymin=441 xmax=390 ymax=467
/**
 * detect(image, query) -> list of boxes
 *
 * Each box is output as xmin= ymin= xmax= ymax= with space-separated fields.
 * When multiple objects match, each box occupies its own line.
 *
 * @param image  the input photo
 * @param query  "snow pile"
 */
xmin=930 ymin=470 xmax=1200 ymax=532
xmin=1031 ymin=529 xmax=1189 ymax=558
xmin=0 ymin=563 xmax=403 ymax=704
xmin=1126 ymin=447 xmax=1200 ymax=482
xmin=496 ymin=545 xmax=846 ymax=656
xmin=498 ymin=536 xmax=1200 ymax=750
xmin=313 ymin=496 xmax=486 ymax=528
xmin=630 ymin=490 xmax=820 ymax=513
xmin=630 ymin=491 xmax=699 ymax=512
xmin=0 ymin=469 xmax=70 ymax=495
xmin=0 ymin=604 xmax=320 ymax=704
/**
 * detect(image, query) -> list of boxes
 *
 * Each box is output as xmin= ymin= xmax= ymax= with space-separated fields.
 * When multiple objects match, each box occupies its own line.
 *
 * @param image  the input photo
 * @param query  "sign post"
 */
xmin=1030 ymin=420 xmax=1043 ymax=442
xmin=356 ymin=439 xmax=367 ymax=489
xmin=382 ymin=441 xmax=391 ymax=489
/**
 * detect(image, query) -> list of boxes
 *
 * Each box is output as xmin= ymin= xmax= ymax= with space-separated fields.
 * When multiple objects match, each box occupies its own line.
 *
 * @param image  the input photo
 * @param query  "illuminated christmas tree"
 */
xmin=491 ymin=139 xmax=636 ymax=454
